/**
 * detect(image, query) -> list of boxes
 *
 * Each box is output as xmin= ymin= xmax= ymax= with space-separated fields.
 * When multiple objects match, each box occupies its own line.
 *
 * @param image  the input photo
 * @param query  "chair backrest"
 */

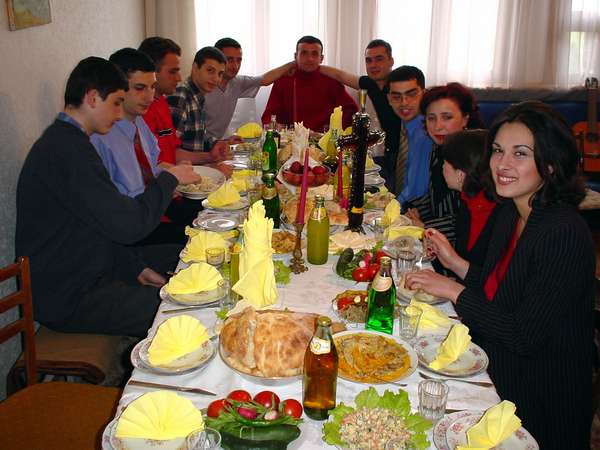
xmin=0 ymin=257 xmax=36 ymax=386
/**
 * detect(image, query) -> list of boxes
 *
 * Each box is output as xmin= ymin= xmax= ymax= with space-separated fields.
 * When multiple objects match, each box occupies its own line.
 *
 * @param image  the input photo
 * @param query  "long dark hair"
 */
xmin=420 ymin=82 xmax=485 ymax=129
xmin=483 ymin=100 xmax=585 ymax=207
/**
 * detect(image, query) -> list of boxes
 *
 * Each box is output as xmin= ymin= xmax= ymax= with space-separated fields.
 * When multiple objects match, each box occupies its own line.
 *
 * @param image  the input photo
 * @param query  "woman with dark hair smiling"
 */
xmin=406 ymin=101 xmax=594 ymax=449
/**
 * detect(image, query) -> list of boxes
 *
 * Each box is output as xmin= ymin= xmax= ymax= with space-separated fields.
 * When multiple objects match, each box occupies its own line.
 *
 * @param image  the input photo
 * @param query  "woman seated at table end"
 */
xmin=406 ymin=101 xmax=595 ymax=450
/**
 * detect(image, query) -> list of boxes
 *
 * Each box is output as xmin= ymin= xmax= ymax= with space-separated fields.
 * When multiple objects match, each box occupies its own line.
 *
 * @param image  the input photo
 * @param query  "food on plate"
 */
xmin=335 ymin=245 xmax=388 ymax=281
xmin=334 ymin=290 xmax=368 ymax=323
xmin=322 ymin=387 xmax=432 ymax=450
xmin=329 ymin=230 xmax=377 ymax=253
xmin=282 ymin=164 xmax=330 ymax=187
xmin=271 ymin=231 xmax=296 ymax=254
xmin=334 ymin=333 xmax=412 ymax=383
xmin=237 ymin=122 xmax=263 ymax=139
xmin=397 ymin=274 xmax=435 ymax=303
xmin=364 ymin=189 xmax=396 ymax=209
xmin=283 ymin=197 xmax=347 ymax=226
xmin=205 ymin=388 xmax=303 ymax=450
xmin=177 ymin=176 xmax=219 ymax=193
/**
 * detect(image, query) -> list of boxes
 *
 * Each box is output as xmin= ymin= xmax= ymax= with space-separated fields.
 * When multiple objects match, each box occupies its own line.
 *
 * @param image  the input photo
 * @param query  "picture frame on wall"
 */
xmin=6 ymin=0 xmax=51 ymax=31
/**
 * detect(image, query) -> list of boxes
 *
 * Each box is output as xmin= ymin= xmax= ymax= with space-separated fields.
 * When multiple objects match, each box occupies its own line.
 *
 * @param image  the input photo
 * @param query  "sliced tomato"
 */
xmin=282 ymin=399 xmax=303 ymax=418
xmin=207 ymin=399 xmax=229 ymax=418
xmin=336 ymin=296 xmax=355 ymax=310
xmin=254 ymin=390 xmax=280 ymax=409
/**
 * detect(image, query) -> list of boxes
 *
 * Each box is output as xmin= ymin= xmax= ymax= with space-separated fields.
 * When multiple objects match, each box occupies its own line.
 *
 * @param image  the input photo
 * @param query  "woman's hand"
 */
xmin=424 ymin=228 xmax=470 ymax=279
xmin=405 ymin=269 xmax=465 ymax=304
xmin=405 ymin=208 xmax=424 ymax=228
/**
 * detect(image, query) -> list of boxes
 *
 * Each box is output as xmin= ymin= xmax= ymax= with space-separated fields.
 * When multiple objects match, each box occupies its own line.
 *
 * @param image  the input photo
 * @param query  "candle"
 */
xmin=296 ymin=148 xmax=310 ymax=225
xmin=292 ymin=78 xmax=297 ymax=124
xmin=337 ymin=148 xmax=343 ymax=201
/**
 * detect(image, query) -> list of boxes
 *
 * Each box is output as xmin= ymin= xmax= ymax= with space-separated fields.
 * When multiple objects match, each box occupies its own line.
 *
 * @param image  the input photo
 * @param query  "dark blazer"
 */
xmin=456 ymin=200 xmax=595 ymax=450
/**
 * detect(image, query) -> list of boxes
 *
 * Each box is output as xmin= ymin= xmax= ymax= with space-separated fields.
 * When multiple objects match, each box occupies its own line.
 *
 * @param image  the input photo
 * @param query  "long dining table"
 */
xmin=105 ymin=242 xmax=501 ymax=449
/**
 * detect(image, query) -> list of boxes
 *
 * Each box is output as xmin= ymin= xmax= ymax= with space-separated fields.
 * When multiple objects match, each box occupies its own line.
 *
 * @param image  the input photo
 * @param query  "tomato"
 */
xmin=336 ymin=296 xmax=355 ymax=310
xmin=282 ymin=399 xmax=303 ymax=418
xmin=207 ymin=399 xmax=229 ymax=418
xmin=352 ymin=267 xmax=370 ymax=282
xmin=367 ymin=263 xmax=380 ymax=280
xmin=374 ymin=250 xmax=388 ymax=262
xmin=227 ymin=389 xmax=252 ymax=403
xmin=253 ymin=390 xmax=280 ymax=409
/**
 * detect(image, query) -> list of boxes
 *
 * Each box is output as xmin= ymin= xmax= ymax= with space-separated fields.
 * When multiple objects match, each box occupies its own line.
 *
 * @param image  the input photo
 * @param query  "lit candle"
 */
xmin=296 ymin=148 xmax=310 ymax=225
xmin=337 ymin=148 xmax=343 ymax=201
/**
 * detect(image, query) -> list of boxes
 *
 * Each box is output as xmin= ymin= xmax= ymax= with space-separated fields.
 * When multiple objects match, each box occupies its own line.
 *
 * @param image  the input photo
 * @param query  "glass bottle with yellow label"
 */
xmin=366 ymin=256 xmax=396 ymax=334
xmin=261 ymin=173 xmax=280 ymax=228
xmin=262 ymin=130 xmax=277 ymax=175
xmin=303 ymin=316 xmax=338 ymax=420
xmin=306 ymin=195 xmax=329 ymax=265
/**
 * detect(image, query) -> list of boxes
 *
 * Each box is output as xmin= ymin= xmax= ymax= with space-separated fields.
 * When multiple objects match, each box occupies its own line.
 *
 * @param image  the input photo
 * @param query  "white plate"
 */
xmin=415 ymin=334 xmax=489 ymax=377
xmin=433 ymin=410 xmax=480 ymax=450
xmin=176 ymin=166 xmax=226 ymax=200
xmin=131 ymin=336 xmax=216 ymax=376
xmin=159 ymin=283 xmax=228 ymax=307
xmin=333 ymin=330 xmax=418 ymax=384
xmin=201 ymin=197 xmax=249 ymax=211
xmin=444 ymin=411 xmax=538 ymax=450
xmin=365 ymin=172 xmax=386 ymax=186
xmin=330 ymin=291 xmax=369 ymax=328
xmin=192 ymin=216 xmax=239 ymax=232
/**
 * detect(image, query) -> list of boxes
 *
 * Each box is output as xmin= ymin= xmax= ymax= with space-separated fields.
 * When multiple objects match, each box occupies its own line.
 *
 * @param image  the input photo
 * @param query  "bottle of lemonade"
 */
xmin=307 ymin=195 xmax=329 ymax=265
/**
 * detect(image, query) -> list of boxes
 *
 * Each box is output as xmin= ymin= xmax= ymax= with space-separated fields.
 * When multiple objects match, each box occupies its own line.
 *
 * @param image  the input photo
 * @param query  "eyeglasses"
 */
xmin=388 ymin=88 xmax=422 ymax=103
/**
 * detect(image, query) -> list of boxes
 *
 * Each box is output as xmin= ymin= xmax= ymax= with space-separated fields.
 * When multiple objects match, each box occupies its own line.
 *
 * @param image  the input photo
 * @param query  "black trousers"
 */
xmin=57 ymin=244 xmax=182 ymax=337
xmin=136 ymin=197 xmax=203 ymax=246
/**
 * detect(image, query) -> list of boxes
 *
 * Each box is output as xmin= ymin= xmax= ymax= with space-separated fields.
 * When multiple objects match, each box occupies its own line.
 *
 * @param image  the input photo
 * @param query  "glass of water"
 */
xmin=418 ymin=379 xmax=449 ymax=423
xmin=398 ymin=305 xmax=422 ymax=342
xmin=185 ymin=427 xmax=221 ymax=450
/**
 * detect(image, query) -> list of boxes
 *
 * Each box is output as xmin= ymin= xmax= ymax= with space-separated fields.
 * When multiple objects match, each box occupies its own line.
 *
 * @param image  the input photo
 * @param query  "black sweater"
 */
xmin=15 ymin=119 xmax=178 ymax=328
xmin=456 ymin=200 xmax=595 ymax=450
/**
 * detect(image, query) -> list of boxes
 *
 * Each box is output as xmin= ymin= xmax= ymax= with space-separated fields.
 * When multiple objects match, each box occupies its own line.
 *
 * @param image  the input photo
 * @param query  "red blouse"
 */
xmin=461 ymin=191 xmax=496 ymax=251
xmin=483 ymin=221 xmax=520 ymax=300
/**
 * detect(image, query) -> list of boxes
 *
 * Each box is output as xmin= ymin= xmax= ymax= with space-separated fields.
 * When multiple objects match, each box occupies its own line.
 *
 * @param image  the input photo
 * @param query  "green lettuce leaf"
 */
xmin=322 ymin=387 xmax=432 ymax=449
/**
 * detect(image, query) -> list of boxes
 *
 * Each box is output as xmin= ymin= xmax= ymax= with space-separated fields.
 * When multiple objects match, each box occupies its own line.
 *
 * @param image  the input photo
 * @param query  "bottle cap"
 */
xmin=380 ymin=256 xmax=392 ymax=266
xmin=317 ymin=316 xmax=332 ymax=327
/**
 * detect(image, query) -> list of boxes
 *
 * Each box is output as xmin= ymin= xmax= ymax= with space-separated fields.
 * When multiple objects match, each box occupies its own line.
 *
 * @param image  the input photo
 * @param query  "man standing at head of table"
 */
xmin=261 ymin=35 xmax=358 ymax=131
xmin=15 ymin=57 xmax=199 ymax=337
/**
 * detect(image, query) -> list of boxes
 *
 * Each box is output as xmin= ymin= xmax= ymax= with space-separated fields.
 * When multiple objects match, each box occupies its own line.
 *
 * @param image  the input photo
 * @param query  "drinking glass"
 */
xmin=418 ymin=379 xmax=449 ymax=423
xmin=396 ymin=250 xmax=416 ymax=278
xmin=205 ymin=247 xmax=225 ymax=268
xmin=228 ymin=246 xmax=241 ymax=303
xmin=398 ymin=305 xmax=422 ymax=342
xmin=370 ymin=217 xmax=384 ymax=242
xmin=185 ymin=427 xmax=221 ymax=450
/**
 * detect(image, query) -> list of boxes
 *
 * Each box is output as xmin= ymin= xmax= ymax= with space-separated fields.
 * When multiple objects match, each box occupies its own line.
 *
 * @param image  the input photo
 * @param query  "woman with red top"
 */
xmin=406 ymin=101 xmax=594 ymax=449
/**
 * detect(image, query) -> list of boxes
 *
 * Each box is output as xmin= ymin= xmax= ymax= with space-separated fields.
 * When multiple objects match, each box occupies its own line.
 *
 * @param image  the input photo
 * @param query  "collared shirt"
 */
xmin=204 ymin=75 xmax=262 ymax=140
xmin=91 ymin=117 xmax=162 ymax=197
xmin=167 ymin=77 xmax=215 ymax=152
xmin=143 ymin=95 xmax=180 ymax=165
xmin=57 ymin=112 xmax=86 ymax=134
xmin=396 ymin=115 xmax=433 ymax=204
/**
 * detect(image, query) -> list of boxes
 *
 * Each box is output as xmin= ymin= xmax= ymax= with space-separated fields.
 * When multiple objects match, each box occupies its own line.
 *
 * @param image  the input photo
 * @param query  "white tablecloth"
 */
xmin=113 ymin=255 xmax=500 ymax=449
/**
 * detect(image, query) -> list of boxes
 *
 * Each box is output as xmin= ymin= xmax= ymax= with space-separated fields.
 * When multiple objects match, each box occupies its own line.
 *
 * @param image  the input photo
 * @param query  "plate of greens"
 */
xmin=323 ymin=387 xmax=432 ymax=450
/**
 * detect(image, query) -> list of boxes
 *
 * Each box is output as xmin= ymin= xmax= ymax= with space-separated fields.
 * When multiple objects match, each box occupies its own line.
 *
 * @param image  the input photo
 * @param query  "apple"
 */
xmin=312 ymin=166 xmax=327 ymax=175
xmin=289 ymin=161 xmax=303 ymax=174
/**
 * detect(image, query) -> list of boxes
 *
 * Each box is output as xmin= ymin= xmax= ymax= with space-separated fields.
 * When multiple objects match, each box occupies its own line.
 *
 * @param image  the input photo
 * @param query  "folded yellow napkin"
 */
xmin=115 ymin=391 xmax=204 ymax=440
xmin=318 ymin=106 xmax=343 ymax=149
xmin=232 ymin=201 xmax=278 ymax=308
xmin=382 ymin=199 xmax=401 ymax=227
xmin=386 ymin=225 xmax=425 ymax=241
xmin=457 ymin=401 xmax=522 ymax=450
xmin=410 ymin=299 xmax=451 ymax=329
xmin=165 ymin=262 xmax=222 ymax=295
xmin=429 ymin=323 xmax=471 ymax=370
xmin=366 ymin=153 xmax=375 ymax=169
xmin=207 ymin=181 xmax=241 ymax=208
xmin=231 ymin=169 xmax=254 ymax=192
xmin=182 ymin=230 xmax=228 ymax=263
xmin=237 ymin=122 xmax=262 ymax=139
xmin=148 ymin=315 xmax=210 ymax=366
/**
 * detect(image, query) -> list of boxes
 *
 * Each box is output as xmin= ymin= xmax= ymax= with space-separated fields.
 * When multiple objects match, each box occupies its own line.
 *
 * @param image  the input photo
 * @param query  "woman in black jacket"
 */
xmin=407 ymin=101 xmax=594 ymax=450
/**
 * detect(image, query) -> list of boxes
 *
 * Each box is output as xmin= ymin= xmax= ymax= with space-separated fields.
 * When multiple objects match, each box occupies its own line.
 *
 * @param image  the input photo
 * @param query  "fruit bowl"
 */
xmin=282 ymin=164 xmax=331 ymax=187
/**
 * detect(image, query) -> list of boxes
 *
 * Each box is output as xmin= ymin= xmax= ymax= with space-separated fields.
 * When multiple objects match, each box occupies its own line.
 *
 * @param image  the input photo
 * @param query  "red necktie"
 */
xmin=133 ymin=127 xmax=154 ymax=186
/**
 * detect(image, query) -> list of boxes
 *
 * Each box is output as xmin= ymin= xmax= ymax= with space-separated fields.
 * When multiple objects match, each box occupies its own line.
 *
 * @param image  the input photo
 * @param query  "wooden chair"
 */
xmin=0 ymin=257 xmax=122 ymax=450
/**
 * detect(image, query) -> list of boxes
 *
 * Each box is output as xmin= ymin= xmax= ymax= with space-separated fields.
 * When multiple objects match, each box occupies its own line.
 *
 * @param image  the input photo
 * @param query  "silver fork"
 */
xmin=419 ymin=371 xmax=494 ymax=387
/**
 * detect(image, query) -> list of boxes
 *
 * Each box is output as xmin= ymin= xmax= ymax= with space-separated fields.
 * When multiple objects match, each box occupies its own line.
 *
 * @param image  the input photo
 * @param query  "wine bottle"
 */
xmin=262 ymin=130 xmax=277 ymax=175
xmin=261 ymin=173 xmax=281 ymax=228
xmin=365 ymin=256 xmax=396 ymax=334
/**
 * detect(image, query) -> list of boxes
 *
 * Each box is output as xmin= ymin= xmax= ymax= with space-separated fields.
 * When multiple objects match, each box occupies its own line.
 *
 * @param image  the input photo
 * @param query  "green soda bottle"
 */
xmin=262 ymin=130 xmax=278 ymax=175
xmin=261 ymin=173 xmax=280 ymax=228
xmin=307 ymin=195 xmax=330 ymax=265
xmin=365 ymin=256 xmax=396 ymax=334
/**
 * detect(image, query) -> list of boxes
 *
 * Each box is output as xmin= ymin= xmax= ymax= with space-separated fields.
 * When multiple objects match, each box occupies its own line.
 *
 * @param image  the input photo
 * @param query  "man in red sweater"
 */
xmin=261 ymin=35 xmax=358 ymax=131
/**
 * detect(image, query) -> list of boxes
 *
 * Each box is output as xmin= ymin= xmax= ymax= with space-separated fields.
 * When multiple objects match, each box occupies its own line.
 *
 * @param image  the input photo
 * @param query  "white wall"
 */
xmin=0 ymin=0 xmax=145 ymax=399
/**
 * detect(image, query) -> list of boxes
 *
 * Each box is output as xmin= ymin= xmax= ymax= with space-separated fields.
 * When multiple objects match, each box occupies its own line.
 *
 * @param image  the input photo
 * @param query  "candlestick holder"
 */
xmin=290 ymin=222 xmax=308 ymax=274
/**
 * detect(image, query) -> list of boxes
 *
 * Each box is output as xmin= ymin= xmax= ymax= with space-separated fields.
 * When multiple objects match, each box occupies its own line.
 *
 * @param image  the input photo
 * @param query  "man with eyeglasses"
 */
xmin=386 ymin=66 xmax=433 ymax=204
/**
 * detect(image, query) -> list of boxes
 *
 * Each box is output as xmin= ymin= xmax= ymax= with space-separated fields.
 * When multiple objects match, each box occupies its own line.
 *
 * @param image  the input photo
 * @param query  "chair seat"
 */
xmin=9 ymin=327 xmax=123 ymax=389
xmin=0 ymin=381 xmax=121 ymax=450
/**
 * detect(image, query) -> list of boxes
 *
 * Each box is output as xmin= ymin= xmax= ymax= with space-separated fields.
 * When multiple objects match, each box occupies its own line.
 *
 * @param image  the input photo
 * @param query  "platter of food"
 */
xmin=331 ymin=290 xmax=401 ymax=326
xmin=176 ymin=165 xmax=226 ymax=199
xmin=364 ymin=189 xmax=396 ymax=210
xmin=271 ymin=230 xmax=305 ymax=259
xmin=333 ymin=330 xmax=417 ymax=384
xmin=334 ymin=246 xmax=389 ymax=282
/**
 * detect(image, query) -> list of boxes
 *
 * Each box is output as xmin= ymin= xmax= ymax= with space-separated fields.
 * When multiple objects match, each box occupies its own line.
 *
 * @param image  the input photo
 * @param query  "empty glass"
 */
xmin=370 ymin=217 xmax=385 ymax=242
xmin=418 ymin=379 xmax=449 ymax=423
xmin=185 ymin=427 xmax=221 ymax=450
xmin=398 ymin=305 xmax=422 ymax=341
xmin=205 ymin=247 xmax=225 ymax=268
xmin=396 ymin=250 xmax=416 ymax=278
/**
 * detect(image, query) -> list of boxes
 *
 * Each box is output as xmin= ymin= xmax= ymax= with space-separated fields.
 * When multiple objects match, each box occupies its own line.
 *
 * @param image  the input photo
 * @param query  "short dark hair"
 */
xmin=483 ymin=100 xmax=585 ymax=206
xmin=442 ymin=129 xmax=492 ymax=198
xmin=387 ymin=65 xmax=425 ymax=89
xmin=64 ymin=56 xmax=127 ymax=107
xmin=214 ymin=37 xmax=241 ymax=51
xmin=193 ymin=46 xmax=226 ymax=67
xmin=366 ymin=39 xmax=392 ymax=57
xmin=109 ymin=48 xmax=156 ymax=77
xmin=138 ymin=37 xmax=181 ymax=70
xmin=420 ymin=82 xmax=485 ymax=129
xmin=296 ymin=35 xmax=323 ymax=53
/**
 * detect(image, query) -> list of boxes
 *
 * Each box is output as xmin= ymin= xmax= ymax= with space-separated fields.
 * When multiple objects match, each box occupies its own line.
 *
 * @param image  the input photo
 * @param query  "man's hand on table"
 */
xmin=209 ymin=140 xmax=233 ymax=163
xmin=166 ymin=164 xmax=201 ymax=185
xmin=137 ymin=268 xmax=167 ymax=288
xmin=405 ymin=269 xmax=465 ymax=304
xmin=209 ymin=162 xmax=233 ymax=178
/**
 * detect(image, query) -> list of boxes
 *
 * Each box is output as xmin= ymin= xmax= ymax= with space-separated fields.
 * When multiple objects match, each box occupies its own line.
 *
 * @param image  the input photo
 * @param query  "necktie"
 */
xmin=395 ymin=123 xmax=409 ymax=195
xmin=133 ymin=127 xmax=154 ymax=186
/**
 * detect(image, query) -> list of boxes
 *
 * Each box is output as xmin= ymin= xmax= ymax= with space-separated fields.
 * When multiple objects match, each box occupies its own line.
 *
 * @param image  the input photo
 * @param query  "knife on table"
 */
xmin=128 ymin=380 xmax=216 ymax=396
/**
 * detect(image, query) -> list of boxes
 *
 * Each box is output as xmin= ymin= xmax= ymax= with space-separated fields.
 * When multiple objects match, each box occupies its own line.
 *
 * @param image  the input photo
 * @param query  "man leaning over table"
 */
xmin=204 ymin=37 xmax=295 ymax=140
xmin=319 ymin=39 xmax=401 ymax=169
xmin=91 ymin=48 xmax=195 ymax=246
xmin=16 ymin=57 xmax=199 ymax=337
xmin=167 ymin=46 xmax=233 ymax=177
xmin=261 ymin=35 xmax=358 ymax=132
